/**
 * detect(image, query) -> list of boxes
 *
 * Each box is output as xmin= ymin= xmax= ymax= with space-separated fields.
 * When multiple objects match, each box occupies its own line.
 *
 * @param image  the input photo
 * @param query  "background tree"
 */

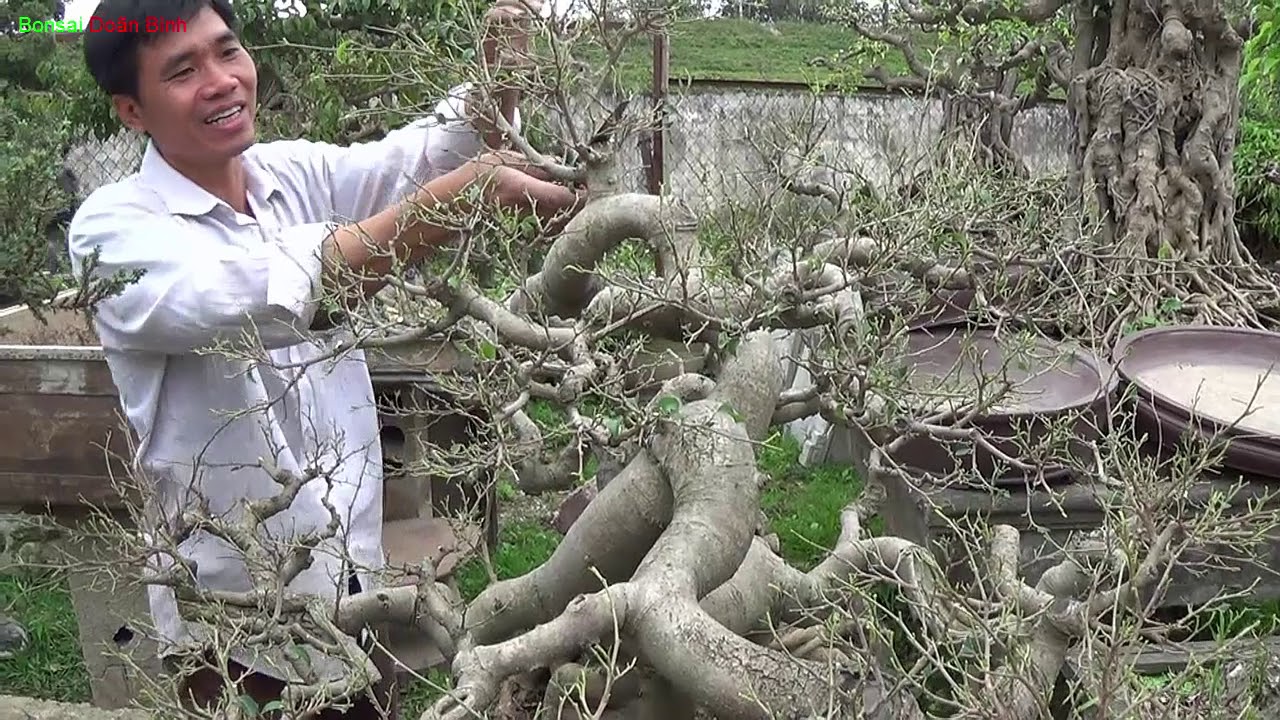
xmin=825 ymin=0 xmax=1280 ymax=341
xmin=0 ymin=0 xmax=83 ymax=310
xmin=1235 ymin=1 xmax=1280 ymax=261
xmin=1 ymin=0 xmax=68 ymax=81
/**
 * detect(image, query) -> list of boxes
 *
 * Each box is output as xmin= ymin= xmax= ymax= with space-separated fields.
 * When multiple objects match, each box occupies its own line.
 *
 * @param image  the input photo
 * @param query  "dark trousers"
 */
xmin=166 ymin=574 xmax=401 ymax=719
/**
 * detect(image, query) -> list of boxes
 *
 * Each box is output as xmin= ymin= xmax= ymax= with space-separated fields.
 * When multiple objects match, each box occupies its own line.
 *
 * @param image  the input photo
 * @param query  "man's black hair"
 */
xmin=83 ymin=0 xmax=239 ymax=98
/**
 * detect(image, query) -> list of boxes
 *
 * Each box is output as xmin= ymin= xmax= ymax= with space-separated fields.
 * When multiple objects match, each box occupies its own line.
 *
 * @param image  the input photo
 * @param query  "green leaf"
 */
xmin=604 ymin=415 xmax=622 ymax=437
xmin=238 ymin=694 xmax=260 ymax=716
xmin=479 ymin=341 xmax=497 ymax=360
xmin=657 ymin=395 xmax=682 ymax=415
xmin=286 ymin=643 xmax=310 ymax=663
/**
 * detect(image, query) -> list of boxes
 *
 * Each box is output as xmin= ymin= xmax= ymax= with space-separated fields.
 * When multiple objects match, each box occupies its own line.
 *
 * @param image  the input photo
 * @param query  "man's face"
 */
xmin=114 ymin=7 xmax=258 ymax=166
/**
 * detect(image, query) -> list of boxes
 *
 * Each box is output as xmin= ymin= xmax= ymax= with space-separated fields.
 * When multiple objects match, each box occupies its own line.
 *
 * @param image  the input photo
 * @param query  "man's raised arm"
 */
xmin=318 ymin=151 xmax=579 ymax=301
xmin=69 ymin=157 xmax=576 ymax=355
xmin=259 ymin=0 xmax=546 ymax=224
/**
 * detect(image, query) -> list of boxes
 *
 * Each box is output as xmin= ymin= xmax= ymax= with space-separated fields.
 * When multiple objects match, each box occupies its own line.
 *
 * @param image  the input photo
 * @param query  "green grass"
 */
xmin=573 ymin=17 xmax=918 ymax=90
xmin=654 ymin=18 xmax=869 ymax=85
xmin=0 ymin=568 xmax=89 ymax=701
xmin=757 ymin=430 xmax=874 ymax=568
xmin=567 ymin=17 xmax=1063 ymax=101
xmin=453 ymin=520 xmax=564 ymax=602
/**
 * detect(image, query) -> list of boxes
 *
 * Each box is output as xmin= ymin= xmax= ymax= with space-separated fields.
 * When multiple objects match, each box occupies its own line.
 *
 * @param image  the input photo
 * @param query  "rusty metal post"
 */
xmin=648 ymin=30 xmax=669 ymax=196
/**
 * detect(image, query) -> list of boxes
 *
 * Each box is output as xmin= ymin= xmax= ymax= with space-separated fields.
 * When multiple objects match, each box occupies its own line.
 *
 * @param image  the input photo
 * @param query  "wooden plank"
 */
xmin=1064 ymin=637 xmax=1280 ymax=679
xmin=650 ymin=31 xmax=668 ymax=195
xmin=0 ymin=472 xmax=135 ymax=510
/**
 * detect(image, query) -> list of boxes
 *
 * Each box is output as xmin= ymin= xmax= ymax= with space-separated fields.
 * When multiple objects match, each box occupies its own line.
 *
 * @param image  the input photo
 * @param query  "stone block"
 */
xmin=55 ymin=525 xmax=164 ymax=710
xmin=372 ymin=376 xmax=498 ymax=550
xmin=0 ymin=695 xmax=151 ymax=720
xmin=1057 ymin=637 xmax=1280 ymax=719
xmin=379 ymin=516 xmax=481 ymax=679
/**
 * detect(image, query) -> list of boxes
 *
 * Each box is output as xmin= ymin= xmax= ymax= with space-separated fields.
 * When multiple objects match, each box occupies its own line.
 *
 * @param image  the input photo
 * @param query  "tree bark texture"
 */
xmin=1069 ymin=0 xmax=1246 ymax=262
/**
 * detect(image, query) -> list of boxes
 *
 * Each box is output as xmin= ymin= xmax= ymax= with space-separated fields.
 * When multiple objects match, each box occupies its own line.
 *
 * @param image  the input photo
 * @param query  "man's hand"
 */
xmin=467 ymin=153 xmax=583 ymax=218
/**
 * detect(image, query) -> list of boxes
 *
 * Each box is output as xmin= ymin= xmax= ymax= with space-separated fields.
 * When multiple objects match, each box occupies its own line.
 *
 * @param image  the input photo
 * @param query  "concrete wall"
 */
xmin=593 ymin=85 xmax=1073 ymax=212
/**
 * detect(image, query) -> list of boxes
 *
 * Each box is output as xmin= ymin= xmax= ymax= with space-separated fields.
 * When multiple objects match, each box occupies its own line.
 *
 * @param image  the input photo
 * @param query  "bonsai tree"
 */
xmin=17 ymin=1 xmax=1280 ymax=718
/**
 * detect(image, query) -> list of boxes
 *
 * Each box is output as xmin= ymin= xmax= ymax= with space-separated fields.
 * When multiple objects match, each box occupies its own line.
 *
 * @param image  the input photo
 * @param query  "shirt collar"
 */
xmin=137 ymin=137 xmax=283 ymax=217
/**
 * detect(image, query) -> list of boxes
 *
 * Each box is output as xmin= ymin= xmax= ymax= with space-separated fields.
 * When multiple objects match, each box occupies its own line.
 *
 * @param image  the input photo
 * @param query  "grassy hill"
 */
xmin=579 ymin=17 xmax=1058 ymax=100
xmin=652 ymin=18 xmax=866 ymax=84
xmin=576 ymin=17 xmax=905 ymax=89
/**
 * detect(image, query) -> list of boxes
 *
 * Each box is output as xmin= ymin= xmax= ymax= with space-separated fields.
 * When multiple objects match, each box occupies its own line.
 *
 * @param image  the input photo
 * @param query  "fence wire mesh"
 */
xmin=543 ymin=81 xmax=1072 ymax=222
xmin=658 ymin=83 xmax=1072 ymax=214
xmin=63 ymin=130 xmax=146 ymax=203
xmin=57 ymin=82 xmax=1073 ymax=216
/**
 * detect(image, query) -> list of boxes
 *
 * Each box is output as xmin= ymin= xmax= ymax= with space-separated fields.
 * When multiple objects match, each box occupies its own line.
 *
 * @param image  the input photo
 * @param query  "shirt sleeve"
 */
xmin=67 ymin=188 xmax=335 ymax=354
xmin=259 ymin=82 xmax=522 ymax=223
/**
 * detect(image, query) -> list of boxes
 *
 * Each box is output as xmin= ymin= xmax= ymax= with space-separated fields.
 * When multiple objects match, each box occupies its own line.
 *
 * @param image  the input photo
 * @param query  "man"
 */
xmin=67 ymin=0 xmax=580 ymax=717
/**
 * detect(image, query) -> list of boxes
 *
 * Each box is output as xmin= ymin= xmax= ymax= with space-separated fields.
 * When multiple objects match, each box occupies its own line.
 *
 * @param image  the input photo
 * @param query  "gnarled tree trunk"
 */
xmin=1068 ymin=0 xmax=1246 ymax=263
xmin=1058 ymin=0 xmax=1280 ymax=336
xmin=941 ymin=72 xmax=1028 ymax=178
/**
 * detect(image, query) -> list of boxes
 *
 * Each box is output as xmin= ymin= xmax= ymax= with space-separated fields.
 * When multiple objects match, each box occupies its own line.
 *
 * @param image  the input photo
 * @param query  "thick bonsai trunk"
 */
xmin=899 ymin=75 xmax=1027 ymax=200
xmin=1061 ymin=0 xmax=1280 ymax=334
xmin=1069 ymin=0 xmax=1246 ymax=263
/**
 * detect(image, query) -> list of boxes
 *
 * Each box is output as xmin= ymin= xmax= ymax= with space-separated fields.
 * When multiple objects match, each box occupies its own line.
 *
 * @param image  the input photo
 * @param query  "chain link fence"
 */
xmin=658 ymin=81 xmax=1072 ymax=214
xmin=533 ymin=80 xmax=1074 ymax=220
xmin=57 ymin=82 xmax=1073 ymax=217
xmin=63 ymin=130 xmax=146 ymax=204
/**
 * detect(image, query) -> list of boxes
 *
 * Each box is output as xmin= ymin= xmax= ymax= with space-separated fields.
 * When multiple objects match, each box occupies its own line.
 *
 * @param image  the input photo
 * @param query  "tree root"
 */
xmin=425 ymin=317 xmax=1185 ymax=720
xmin=505 ymin=193 xmax=700 ymax=319
xmin=507 ymin=408 xmax=585 ymax=494
xmin=1047 ymin=249 xmax=1280 ymax=346
xmin=461 ymin=327 xmax=787 ymax=648
xmin=462 ymin=447 xmax=672 ymax=646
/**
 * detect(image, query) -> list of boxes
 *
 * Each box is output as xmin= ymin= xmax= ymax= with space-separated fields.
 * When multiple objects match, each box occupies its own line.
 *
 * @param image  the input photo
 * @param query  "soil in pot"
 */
xmin=1114 ymin=325 xmax=1280 ymax=451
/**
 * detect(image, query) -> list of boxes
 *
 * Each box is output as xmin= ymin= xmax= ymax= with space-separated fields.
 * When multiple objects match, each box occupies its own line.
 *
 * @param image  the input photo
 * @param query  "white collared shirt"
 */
xmin=66 ymin=85 xmax=510 ymax=680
